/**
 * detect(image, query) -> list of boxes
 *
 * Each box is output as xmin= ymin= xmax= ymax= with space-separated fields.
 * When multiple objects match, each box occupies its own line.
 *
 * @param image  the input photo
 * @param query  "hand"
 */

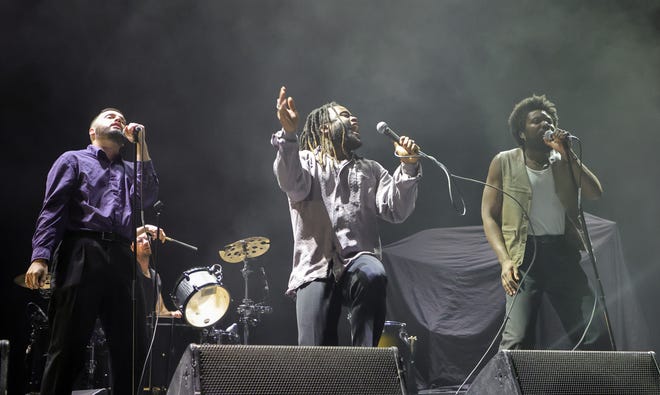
xmin=395 ymin=136 xmax=420 ymax=164
xmin=137 ymin=224 xmax=167 ymax=243
xmin=123 ymin=123 xmax=146 ymax=145
xmin=171 ymin=310 xmax=182 ymax=319
xmin=500 ymin=259 xmax=520 ymax=296
xmin=26 ymin=259 xmax=48 ymax=289
xmin=543 ymin=127 xmax=570 ymax=156
xmin=276 ymin=86 xmax=299 ymax=134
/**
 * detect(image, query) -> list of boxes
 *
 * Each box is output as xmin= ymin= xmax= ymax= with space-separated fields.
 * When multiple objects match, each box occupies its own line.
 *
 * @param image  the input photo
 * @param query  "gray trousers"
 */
xmin=295 ymin=254 xmax=387 ymax=347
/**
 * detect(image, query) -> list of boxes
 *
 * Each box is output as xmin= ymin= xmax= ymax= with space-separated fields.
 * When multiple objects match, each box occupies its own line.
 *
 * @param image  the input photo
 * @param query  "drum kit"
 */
xmin=170 ymin=235 xmax=273 ymax=345
xmin=14 ymin=235 xmax=273 ymax=392
xmin=219 ymin=236 xmax=273 ymax=345
xmin=14 ymin=277 xmax=110 ymax=392
xmin=15 ymin=236 xmax=420 ymax=392
xmin=14 ymin=273 xmax=51 ymax=299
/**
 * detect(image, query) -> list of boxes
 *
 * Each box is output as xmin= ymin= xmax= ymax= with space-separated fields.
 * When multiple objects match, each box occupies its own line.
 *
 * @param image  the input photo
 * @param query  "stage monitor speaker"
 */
xmin=0 ymin=340 xmax=8 ymax=395
xmin=167 ymin=344 xmax=405 ymax=395
xmin=467 ymin=350 xmax=660 ymax=394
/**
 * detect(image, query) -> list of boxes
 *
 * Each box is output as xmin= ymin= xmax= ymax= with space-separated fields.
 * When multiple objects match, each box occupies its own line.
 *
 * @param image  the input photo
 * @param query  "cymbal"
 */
xmin=219 ymin=236 xmax=270 ymax=263
xmin=14 ymin=273 xmax=52 ymax=290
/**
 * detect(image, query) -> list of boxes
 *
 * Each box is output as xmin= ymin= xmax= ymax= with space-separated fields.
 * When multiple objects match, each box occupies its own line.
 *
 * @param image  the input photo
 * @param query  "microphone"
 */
xmin=124 ymin=125 xmax=143 ymax=144
xmin=544 ymin=128 xmax=578 ymax=142
xmin=376 ymin=121 xmax=401 ymax=143
xmin=377 ymin=121 xmax=428 ymax=160
xmin=543 ymin=129 xmax=553 ymax=141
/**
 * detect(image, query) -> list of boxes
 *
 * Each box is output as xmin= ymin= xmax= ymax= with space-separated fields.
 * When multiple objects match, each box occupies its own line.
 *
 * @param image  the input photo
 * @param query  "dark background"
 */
xmin=2 ymin=1 xmax=659 ymax=393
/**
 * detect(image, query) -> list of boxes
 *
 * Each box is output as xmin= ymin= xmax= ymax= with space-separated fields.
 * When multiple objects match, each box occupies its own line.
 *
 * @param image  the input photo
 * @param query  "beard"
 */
xmin=98 ymin=125 xmax=126 ymax=144
xmin=343 ymin=133 xmax=362 ymax=151
xmin=330 ymin=120 xmax=362 ymax=153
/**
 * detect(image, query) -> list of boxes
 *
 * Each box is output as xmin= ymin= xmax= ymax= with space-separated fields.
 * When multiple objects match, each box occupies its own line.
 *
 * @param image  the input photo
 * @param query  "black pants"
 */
xmin=295 ymin=254 xmax=387 ymax=347
xmin=40 ymin=234 xmax=148 ymax=395
xmin=500 ymin=236 xmax=606 ymax=350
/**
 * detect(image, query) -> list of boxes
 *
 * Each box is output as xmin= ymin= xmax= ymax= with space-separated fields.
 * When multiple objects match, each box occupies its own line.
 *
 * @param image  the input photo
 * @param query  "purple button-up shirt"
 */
xmin=31 ymin=144 xmax=159 ymax=263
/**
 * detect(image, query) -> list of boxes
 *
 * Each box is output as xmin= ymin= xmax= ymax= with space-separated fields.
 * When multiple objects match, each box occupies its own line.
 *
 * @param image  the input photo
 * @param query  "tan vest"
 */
xmin=499 ymin=148 xmax=585 ymax=266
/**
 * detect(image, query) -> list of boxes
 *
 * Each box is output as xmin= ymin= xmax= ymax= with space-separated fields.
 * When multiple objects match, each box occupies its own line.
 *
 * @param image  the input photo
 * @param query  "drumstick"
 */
xmin=164 ymin=236 xmax=198 ymax=251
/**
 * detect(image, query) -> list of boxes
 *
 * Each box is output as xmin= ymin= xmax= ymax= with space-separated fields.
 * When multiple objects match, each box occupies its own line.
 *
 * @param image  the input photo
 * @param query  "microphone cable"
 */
xmin=395 ymin=142 xmax=540 ymax=394
xmin=447 ymin=171 xmax=538 ymax=395
xmin=444 ymin=140 xmax=600 ymax=392
xmin=395 ymin=151 xmax=466 ymax=216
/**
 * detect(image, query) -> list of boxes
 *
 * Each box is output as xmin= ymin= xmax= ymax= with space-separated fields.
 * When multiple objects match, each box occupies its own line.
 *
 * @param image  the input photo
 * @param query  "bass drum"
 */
xmin=171 ymin=266 xmax=230 ymax=328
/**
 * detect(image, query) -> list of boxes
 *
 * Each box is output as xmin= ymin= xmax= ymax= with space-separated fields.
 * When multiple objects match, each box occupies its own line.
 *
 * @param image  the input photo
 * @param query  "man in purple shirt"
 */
xmin=273 ymin=86 xmax=422 ymax=347
xmin=24 ymin=108 xmax=159 ymax=394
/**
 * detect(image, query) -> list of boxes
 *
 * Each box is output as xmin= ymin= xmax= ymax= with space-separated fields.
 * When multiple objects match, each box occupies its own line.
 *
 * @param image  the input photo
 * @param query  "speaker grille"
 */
xmin=193 ymin=344 xmax=403 ymax=394
xmin=507 ymin=350 xmax=660 ymax=394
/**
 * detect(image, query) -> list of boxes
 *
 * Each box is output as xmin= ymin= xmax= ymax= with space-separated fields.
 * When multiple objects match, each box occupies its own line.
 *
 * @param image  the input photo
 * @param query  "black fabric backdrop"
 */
xmin=381 ymin=213 xmax=651 ymax=388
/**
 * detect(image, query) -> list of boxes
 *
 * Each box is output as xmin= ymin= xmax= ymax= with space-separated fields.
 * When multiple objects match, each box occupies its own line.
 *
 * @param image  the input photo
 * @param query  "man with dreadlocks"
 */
xmin=271 ymin=86 xmax=422 ymax=346
xmin=481 ymin=94 xmax=607 ymax=350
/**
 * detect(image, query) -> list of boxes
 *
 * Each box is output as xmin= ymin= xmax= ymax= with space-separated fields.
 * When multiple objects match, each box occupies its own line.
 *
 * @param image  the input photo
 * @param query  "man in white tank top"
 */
xmin=481 ymin=94 xmax=608 ymax=350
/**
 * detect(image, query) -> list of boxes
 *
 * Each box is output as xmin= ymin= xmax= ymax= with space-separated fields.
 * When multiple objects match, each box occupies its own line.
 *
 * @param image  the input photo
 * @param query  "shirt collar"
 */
xmin=87 ymin=144 xmax=123 ymax=163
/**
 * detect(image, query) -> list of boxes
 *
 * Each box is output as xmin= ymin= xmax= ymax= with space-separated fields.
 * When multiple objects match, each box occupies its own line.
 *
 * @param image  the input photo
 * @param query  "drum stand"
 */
xmin=200 ymin=322 xmax=240 ymax=345
xmin=24 ymin=303 xmax=48 ymax=393
xmin=236 ymin=258 xmax=272 ymax=345
xmin=218 ymin=236 xmax=272 ymax=345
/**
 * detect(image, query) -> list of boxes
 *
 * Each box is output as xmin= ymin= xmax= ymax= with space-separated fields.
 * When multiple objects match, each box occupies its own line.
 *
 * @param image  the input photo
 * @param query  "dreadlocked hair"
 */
xmin=299 ymin=101 xmax=349 ymax=165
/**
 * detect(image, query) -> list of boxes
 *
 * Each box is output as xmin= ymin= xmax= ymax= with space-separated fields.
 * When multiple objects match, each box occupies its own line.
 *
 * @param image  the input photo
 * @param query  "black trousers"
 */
xmin=295 ymin=254 xmax=387 ymax=347
xmin=500 ymin=236 xmax=607 ymax=350
xmin=40 ymin=234 xmax=148 ymax=395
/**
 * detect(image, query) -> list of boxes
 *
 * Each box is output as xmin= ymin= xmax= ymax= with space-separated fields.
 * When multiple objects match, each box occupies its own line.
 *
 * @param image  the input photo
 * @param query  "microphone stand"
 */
xmin=144 ymin=204 xmax=163 ymax=392
xmin=130 ymin=135 xmax=140 ymax=395
xmin=565 ymin=146 xmax=617 ymax=351
xmin=131 ymin=128 xmax=154 ymax=395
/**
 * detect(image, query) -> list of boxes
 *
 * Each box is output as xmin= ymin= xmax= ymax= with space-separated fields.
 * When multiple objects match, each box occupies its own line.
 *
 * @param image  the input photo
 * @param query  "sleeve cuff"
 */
xmin=31 ymin=247 xmax=51 ymax=264
xmin=271 ymin=129 xmax=299 ymax=146
xmin=401 ymin=161 xmax=422 ymax=178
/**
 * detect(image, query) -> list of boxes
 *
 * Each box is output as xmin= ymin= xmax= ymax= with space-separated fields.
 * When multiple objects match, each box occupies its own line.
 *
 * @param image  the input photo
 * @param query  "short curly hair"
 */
xmin=508 ymin=95 xmax=558 ymax=146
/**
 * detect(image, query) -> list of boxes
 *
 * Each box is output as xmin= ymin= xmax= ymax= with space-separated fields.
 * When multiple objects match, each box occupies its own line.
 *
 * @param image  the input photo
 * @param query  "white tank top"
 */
xmin=526 ymin=166 xmax=565 ymax=235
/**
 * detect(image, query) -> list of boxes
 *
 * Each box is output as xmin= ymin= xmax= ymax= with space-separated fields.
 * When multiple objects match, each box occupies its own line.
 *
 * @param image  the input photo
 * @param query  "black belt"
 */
xmin=528 ymin=234 xmax=565 ymax=244
xmin=67 ymin=230 xmax=132 ymax=245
